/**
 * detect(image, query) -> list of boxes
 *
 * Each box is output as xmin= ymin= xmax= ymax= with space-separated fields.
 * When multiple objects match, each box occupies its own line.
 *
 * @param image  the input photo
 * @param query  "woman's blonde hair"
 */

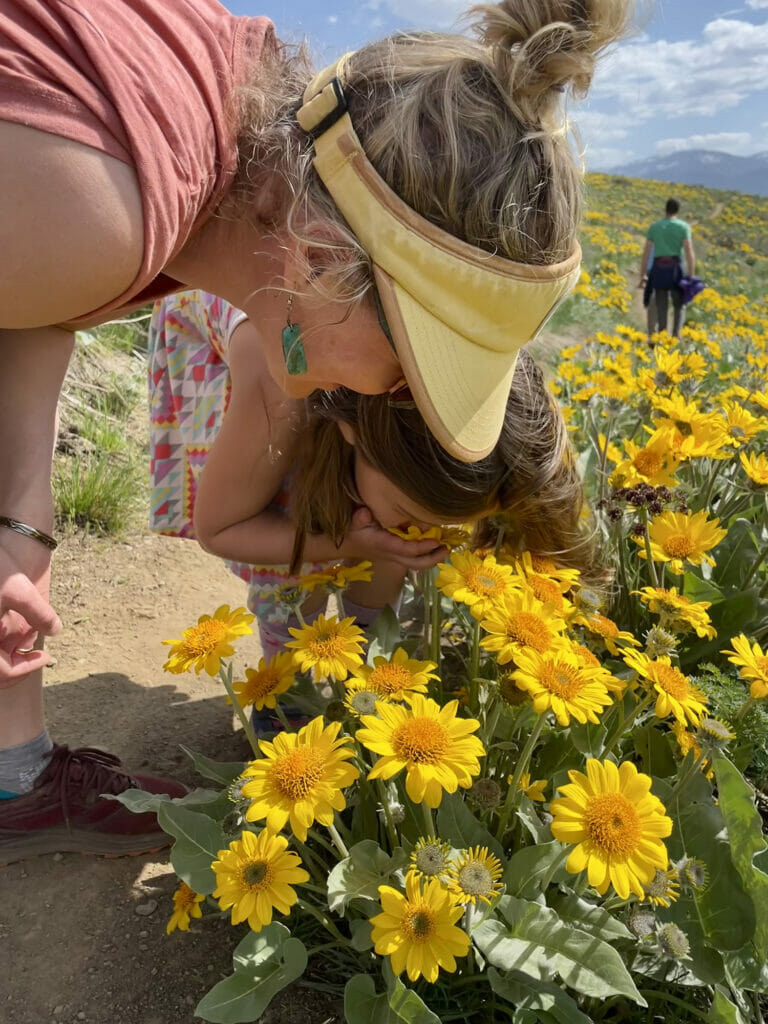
xmin=288 ymin=350 xmax=597 ymax=578
xmin=232 ymin=0 xmax=633 ymax=301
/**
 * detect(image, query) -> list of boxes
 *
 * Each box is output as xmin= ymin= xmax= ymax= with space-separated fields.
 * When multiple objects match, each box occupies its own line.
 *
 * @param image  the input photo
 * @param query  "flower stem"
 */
xmin=327 ymin=822 xmax=349 ymax=859
xmin=420 ymin=800 xmax=436 ymax=838
xmin=601 ymin=693 xmax=654 ymax=759
xmin=496 ymin=713 xmax=545 ymax=841
xmin=642 ymin=512 xmax=660 ymax=588
xmin=375 ymin=779 xmax=400 ymax=852
xmin=734 ymin=696 xmax=756 ymax=724
xmin=741 ymin=537 xmax=768 ymax=590
xmin=669 ymin=749 xmax=709 ymax=799
xmin=297 ymin=898 xmax=352 ymax=948
xmin=469 ymin=619 xmax=481 ymax=711
xmin=430 ymin=571 xmax=442 ymax=670
xmin=272 ymin=702 xmax=294 ymax=732
xmin=335 ymin=591 xmax=346 ymax=620
xmin=219 ymin=663 xmax=261 ymax=758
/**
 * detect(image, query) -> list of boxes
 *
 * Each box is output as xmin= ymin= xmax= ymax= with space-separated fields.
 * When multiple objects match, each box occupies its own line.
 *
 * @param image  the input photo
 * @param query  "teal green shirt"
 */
xmin=646 ymin=217 xmax=691 ymax=258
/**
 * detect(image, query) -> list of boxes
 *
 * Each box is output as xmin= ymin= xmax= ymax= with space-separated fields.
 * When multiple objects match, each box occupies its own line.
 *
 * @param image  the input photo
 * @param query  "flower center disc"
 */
xmin=505 ymin=612 xmax=552 ymax=651
xmin=634 ymin=450 xmax=663 ymax=476
xmin=530 ymin=576 xmax=562 ymax=607
xmin=246 ymin=669 xmax=280 ymax=699
xmin=457 ymin=862 xmax=493 ymax=897
xmin=310 ymin=630 xmax=345 ymax=659
xmin=242 ymin=859 xmax=273 ymax=890
xmin=663 ymin=534 xmax=695 ymax=558
xmin=403 ymin=905 xmax=435 ymax=941
xmin=585 ymin=792 xmax=642 ymax=855
xmin=467 ymin=568 xmax=506 ymax=595
xmin=654 ymin=664 xmax=690 ymax=700
xmin=270 ymin=748 xmax=326 ymax=799
xmin=183 ymin=620 xmax=227 ymax=655
xmin=393 ymin=718 xmax=449 ymax=764
xmin=540 ymin=663 xmax=583 ymax=699
xmin=370 ymin=664 xmax=412 ymax=695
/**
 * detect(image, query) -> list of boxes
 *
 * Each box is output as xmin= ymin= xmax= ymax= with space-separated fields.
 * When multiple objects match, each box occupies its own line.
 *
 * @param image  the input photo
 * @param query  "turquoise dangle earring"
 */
xmin=281 ymin=294 xmax=308 ymax=375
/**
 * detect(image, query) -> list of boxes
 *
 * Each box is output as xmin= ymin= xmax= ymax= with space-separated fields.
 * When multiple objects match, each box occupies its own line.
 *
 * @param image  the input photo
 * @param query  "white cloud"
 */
xmin=654 ymin=131 xmax=754 ymax=156
xmin=327 ymin=14 xmax=338 ymax=23
xmin=746 ymin=0 xmax=768 ymax=8
xmin=591 ymin=17 xmax=768 ymax=120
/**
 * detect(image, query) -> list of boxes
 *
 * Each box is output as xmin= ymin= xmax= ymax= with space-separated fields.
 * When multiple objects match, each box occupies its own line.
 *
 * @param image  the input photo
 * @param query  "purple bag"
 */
xmin=678 ymin=276 xmax=705 ymax=305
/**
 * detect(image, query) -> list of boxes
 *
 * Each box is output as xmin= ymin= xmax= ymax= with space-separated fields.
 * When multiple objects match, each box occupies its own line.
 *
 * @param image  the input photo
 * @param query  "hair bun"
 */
xmin=468 ymin=0 xmax=634 ymax=123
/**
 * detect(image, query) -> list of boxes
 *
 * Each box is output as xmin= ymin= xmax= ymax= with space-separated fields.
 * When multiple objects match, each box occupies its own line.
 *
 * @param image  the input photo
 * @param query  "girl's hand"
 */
xmin=343 ymin=507 xmax=447 ymax=570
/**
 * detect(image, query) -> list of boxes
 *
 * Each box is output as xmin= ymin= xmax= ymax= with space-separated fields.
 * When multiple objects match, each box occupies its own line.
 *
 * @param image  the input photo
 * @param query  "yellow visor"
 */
xmin=297 ymin=55 xmax=581 ymax=462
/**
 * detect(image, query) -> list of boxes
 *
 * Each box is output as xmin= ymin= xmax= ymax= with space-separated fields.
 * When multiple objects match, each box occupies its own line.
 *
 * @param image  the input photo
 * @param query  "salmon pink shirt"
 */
xmin=0 ymin=0 xmax=275 ymax=325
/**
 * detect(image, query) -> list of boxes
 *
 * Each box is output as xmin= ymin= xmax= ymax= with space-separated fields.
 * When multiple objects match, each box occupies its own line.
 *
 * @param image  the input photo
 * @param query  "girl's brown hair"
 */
xmin=289 ymin=350 xmax=596 ymax=577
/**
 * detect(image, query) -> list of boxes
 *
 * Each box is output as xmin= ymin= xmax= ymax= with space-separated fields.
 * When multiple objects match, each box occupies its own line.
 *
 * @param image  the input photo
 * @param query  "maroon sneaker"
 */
xmin=0 ymin=744 xmax=186 ymax=865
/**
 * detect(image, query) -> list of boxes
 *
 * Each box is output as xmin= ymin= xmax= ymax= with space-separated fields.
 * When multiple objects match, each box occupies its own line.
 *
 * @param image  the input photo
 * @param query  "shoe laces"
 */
xmin=52 ymin=745 xmax=138 ymax=820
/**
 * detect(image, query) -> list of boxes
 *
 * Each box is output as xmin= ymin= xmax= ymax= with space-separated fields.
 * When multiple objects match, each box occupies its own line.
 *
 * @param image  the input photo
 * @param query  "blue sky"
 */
xmin=228 ymin=1 xmax=768 ymax=170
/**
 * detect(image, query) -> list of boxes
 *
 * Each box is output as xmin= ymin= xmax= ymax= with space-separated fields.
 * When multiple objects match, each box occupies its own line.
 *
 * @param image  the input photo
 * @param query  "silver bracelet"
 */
xmin=0 ymin=516 xmax=58 ymax=551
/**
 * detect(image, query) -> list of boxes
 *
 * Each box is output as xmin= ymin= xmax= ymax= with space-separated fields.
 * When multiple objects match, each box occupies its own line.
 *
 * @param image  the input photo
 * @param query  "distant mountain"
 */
xmin=609 ymin=149 xmax=768 ymax=197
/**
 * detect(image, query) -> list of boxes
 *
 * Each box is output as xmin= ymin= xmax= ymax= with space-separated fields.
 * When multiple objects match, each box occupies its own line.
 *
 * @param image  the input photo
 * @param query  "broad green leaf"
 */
xmin=366 ymin=605 xmax=402 ymax=662
xmin=633 ymin=721 xmax=677 ymax=778
xmin=488 ymin=967 xmax=593 ymax=1024
xmin=568 ymin=720 xmax=608 ymax=757
xmin=232 ymin=922 xmax=290 ymax=970
xmin=547 ymin=893 xmax=632 ymax=943
xmin=350 ymin=919 xmax=374 ymax=952
xmin=707 ymin=988 xmax=748 ymax=1024
xmin=713 ymin=755 xmax=768 ymax=958
xmin=158 ymin=803 xmax=227 ymax=895
xmin=196 ymin=934 xmax=307 ymax=1024
xmin=436 ymin=790 xmax=503 ymax=859
xmin=503 ymin=842 xmax=567 ymax=899
xmin=344 ymin=974 xmax=441 ymax=1024
xmin=179 ymin=744 xmax=246 ymax=786
xmin=473 ymin=895 xmax=644 ymax=1004
xmin=723 ymin=946 xmax=768 ymax=992
xmin=110 ymin=786 xmax=223 ymax=815
xmin=327 ymin=840 xmax=408 ymax=913
xmin=670 ymin=795 xmax=755 ymax=952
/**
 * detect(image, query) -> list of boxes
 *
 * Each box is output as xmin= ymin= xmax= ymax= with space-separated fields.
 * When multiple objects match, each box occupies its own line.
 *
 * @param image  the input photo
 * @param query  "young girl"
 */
xmin=149 ymin=290 xmax=593 ymax=656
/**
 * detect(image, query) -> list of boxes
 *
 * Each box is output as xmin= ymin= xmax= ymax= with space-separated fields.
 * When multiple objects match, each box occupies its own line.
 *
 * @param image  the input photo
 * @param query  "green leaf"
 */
xmin=196 ymin=931 xmax=307 ymax=1024
xmin=488 ymin=968 xmax=593 ymax=1024
xmin=366 ymin=605 xmax=402 ymax=662
xmin=503 ymin=842 xmax=567 ymax=899
xmin=180 ymin=744 xmax=246 ymax=786
xmin=472 ymin=895 xmax=645 ymax=1005
xmin=723 ymin=946 xmax=768 ymax=992
xmin=350 ymin=919 xmax=374 ymax=952
xmin=568 ymin=720 xmax=608 ymax=757
xmin=327 ymin=840 xmax=408 ymax=914
xmin=344 ymin=975 xmax=441 ymax=1024
xmin=157 ymin=803 xmax=227 ymax=895
xmin=670 ymin=793 xmax=755 ymax=952
xmin=713 ymin=755 xmax=768 ymax=958
xmin=436 ymin=791 xmax=503 ymax=859
xmin=707 ymin=988 xmax=748 ymax=1024
xmin=110 ymin=786 xmax=223 ymax=815
xmin=633 ymin=721 xmax=677 ymax=778
xmin=547 ymin=892 xmax=632 ymax=943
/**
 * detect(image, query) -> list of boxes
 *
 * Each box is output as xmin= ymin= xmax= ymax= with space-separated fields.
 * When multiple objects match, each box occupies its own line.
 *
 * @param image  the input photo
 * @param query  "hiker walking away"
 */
xmin=639 ymin=197 xmax=695 ymax=339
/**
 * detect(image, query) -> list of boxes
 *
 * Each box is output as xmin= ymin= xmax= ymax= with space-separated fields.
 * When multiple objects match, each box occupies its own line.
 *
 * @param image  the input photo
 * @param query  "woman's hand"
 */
xmin=341 ymin=507 xmax=447 ymax=570
xmin=0 ymin=536 xmax=61 ymax=686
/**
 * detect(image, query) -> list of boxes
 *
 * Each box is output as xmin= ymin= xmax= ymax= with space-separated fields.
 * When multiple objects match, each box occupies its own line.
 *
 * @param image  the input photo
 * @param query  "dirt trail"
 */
xmin=1 ymin=531 xmax=339 ymax=1024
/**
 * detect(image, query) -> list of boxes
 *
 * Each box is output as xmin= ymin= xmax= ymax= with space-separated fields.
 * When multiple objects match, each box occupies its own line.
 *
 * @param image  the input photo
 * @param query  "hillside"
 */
xmin=610 ymin=149 xmax=768 ymax=198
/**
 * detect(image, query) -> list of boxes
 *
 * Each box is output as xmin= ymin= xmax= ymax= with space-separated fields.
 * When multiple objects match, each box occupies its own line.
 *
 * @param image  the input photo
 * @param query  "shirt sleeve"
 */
xmin=646 ymin=223 xmax=657 ymax=242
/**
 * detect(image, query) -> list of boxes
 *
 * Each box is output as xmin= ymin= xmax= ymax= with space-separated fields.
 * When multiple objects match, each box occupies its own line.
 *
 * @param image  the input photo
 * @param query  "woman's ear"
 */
xmin=337 ymin=421 xmax=356 ymax=447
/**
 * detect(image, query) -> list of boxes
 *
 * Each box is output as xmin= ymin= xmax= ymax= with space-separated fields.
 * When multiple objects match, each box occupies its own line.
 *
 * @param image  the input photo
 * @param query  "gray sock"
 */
xmin=0 ymin=731 xmax=54 ymax=797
